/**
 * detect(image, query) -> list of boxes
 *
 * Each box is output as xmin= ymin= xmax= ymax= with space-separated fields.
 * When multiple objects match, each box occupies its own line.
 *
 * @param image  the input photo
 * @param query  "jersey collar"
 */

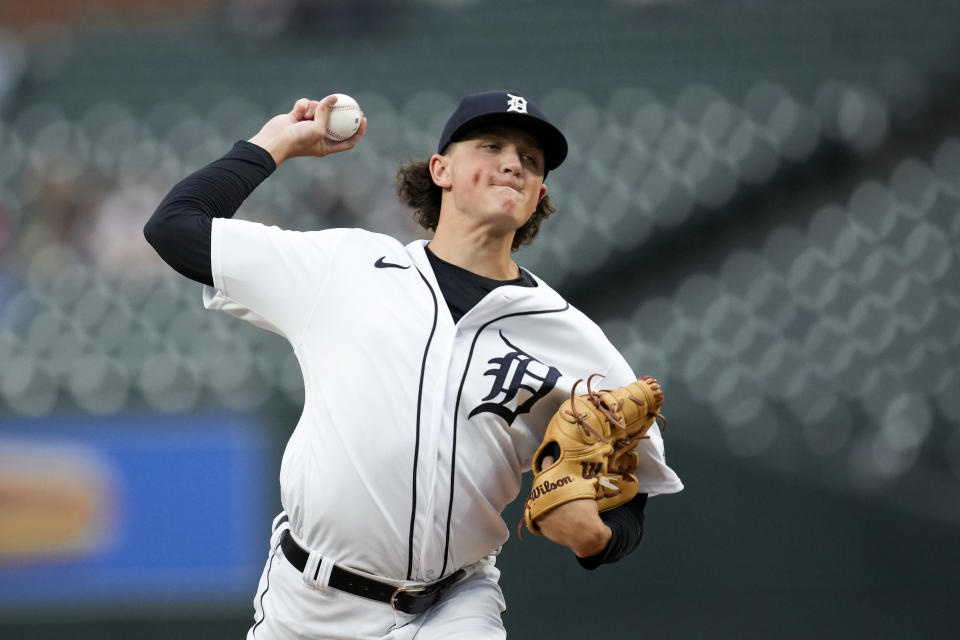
xmin=404 ymin=239 xmax=567 ymax=326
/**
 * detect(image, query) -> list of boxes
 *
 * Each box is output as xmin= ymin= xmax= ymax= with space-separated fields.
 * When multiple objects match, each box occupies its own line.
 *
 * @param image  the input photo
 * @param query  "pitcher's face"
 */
xmin=435 ymin=126 xmax=547 ymax=233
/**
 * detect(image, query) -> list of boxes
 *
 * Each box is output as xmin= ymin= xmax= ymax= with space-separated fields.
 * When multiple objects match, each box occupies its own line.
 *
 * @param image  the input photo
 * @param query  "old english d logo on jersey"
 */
xmin=468 ymin=331 xmax=560 ymax=427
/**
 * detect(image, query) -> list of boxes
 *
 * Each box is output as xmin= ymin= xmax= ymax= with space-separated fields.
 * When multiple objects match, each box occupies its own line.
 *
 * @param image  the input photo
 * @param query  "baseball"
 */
xmin=325 ymin=93 xmax=362 ymax=141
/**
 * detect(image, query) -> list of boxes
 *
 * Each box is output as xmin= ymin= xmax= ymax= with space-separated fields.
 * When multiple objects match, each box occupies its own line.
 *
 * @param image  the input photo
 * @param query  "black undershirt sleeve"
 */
xmin=143 ymin=140 xmax=276 ymax=287
xmin=576 ymin=493 xmax=647 ymax=570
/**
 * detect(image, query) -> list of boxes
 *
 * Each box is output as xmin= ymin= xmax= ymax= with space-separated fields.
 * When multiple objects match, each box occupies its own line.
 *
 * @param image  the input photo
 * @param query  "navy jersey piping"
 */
xmin=439 ymin=302 xmax=570 ymax=576
xmin=407 ymin=266 xmax=439 ymax=580
xmin=250 ymin=540 xmax=281 ymax=638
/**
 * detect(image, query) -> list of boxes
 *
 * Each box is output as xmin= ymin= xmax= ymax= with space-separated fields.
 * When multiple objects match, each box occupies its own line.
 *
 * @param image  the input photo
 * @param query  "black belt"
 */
xmin=279 ymin=529 xmax=464 ymax=615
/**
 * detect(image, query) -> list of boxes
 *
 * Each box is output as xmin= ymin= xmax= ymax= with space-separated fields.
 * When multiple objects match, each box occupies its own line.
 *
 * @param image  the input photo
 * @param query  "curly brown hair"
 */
xmin=394 ymin=159 xmax=557 ymax=252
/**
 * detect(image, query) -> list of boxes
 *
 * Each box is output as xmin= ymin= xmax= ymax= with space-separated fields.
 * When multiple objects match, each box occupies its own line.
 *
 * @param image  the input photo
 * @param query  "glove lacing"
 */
xmin=567 ymin=374 xmax=664 ymax=467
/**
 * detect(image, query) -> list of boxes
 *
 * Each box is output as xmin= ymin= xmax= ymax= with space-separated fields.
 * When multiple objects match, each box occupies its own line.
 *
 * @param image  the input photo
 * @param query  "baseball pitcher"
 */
xmin=144 ymin=90 xmax=683 ymax=639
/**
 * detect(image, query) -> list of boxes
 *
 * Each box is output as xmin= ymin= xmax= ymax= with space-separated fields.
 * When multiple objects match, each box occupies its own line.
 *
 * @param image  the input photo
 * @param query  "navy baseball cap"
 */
xmin=437 ymin=91 xmax=568 ymax=174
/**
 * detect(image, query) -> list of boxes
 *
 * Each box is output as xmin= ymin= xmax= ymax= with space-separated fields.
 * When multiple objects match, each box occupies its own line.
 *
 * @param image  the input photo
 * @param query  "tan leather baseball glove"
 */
xmin=521 ymin=375 xmax=665 ymax=537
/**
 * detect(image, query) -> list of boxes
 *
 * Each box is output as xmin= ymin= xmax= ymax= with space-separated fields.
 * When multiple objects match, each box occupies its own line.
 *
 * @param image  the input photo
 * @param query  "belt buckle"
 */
xmin=390 ymin=585 xmax=428 ymax=612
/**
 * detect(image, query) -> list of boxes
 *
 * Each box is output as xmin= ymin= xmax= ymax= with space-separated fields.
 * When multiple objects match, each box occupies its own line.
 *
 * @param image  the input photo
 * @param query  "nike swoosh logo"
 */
xmin=374 ymin=256 xmax=410 ymax=270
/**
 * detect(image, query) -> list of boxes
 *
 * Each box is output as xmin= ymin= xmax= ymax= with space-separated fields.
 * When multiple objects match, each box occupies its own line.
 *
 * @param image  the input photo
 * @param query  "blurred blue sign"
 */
xmin=0 ymin=411 xmax=270 ymax=609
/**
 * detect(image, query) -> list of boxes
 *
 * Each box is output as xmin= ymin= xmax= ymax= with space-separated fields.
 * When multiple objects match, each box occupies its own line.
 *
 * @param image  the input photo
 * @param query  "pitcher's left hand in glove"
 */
xmin=522 ymin=375 xmax=664 ymax=537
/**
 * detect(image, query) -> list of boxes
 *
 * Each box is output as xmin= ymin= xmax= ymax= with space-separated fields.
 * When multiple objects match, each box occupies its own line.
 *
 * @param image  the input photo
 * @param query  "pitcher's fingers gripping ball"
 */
xmin=521 ymin=375 xmax=665 ymax=537
xmin=325 ymin=93 xmax=363 ymax=141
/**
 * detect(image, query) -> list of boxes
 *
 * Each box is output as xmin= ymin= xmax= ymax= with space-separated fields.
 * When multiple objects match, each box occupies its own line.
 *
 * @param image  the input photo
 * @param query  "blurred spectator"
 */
xmin=0 ymin=29 xmax=26 ymax=116
xmin=0 ymin=199 xmax=10 ymax=261
xmin=85 ymin=183 xmax=168 ymax=281
xmin=225 ymin=0 xmax=385 ymax=39
xmin=225 ymin=0 xmax=296 ymax=39
xmin=0 ymin=197 xmax=14 ymax=312
xmin=13 ymin=165 xmax=103 ymax=278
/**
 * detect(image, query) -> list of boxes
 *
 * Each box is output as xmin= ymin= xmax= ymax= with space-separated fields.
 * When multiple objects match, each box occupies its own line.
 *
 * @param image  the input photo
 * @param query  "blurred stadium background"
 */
xmin=1 ymin=0 xmax=959 ymax=638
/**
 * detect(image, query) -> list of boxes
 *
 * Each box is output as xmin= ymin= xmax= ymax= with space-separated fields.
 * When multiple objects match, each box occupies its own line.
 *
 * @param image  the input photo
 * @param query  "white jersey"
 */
xmin=203 ymin=218 xmax=683 ymax=583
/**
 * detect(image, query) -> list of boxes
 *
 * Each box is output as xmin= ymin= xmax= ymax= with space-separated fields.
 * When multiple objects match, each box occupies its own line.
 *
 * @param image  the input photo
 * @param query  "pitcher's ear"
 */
xmin=429 ymin=153 xmax=452 ymax=189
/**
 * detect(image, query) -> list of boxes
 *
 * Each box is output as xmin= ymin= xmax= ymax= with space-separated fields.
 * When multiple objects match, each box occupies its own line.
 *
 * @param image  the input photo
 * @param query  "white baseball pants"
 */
xmin=246 ymin=519 xmax=507 ymax=640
